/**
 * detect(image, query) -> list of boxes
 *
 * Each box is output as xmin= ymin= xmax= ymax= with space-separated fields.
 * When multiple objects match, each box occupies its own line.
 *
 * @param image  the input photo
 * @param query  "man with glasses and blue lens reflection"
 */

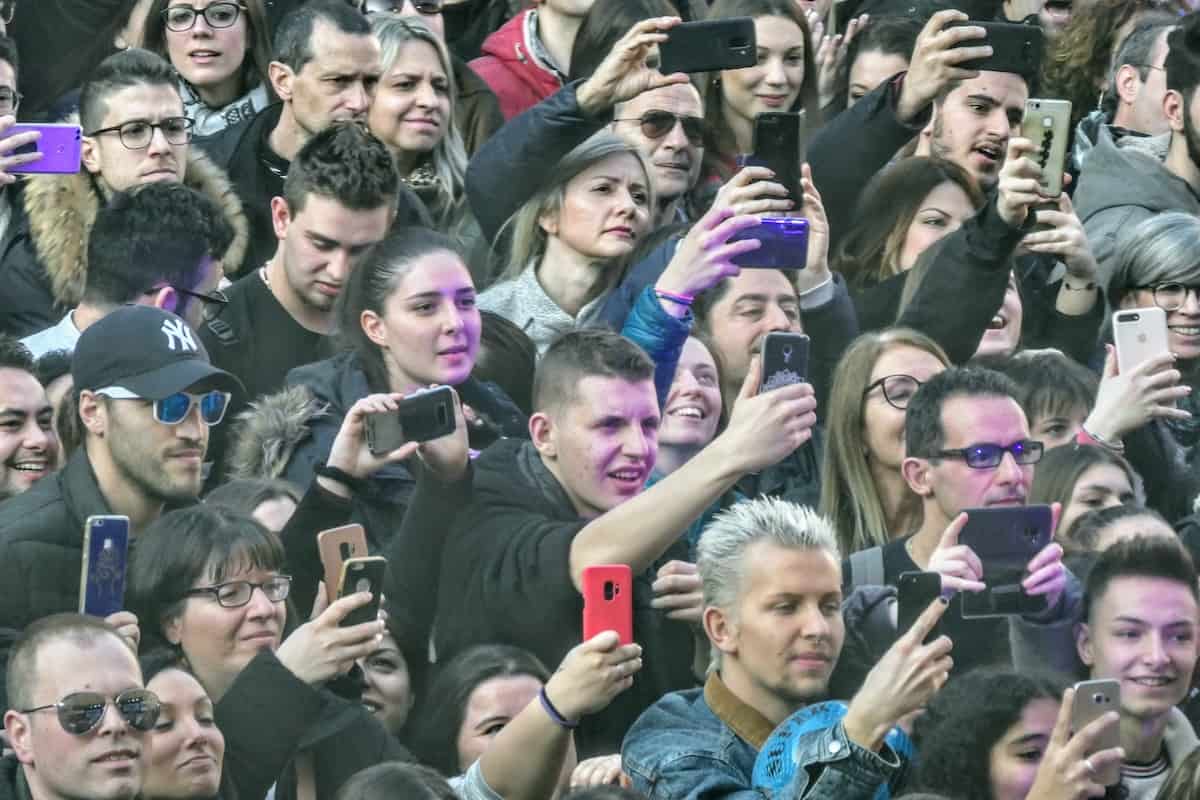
xmin=0 ymin=306 xmax=242 ymax=711
xmin=853 ymin=366 xmax=1074 ymax=677
xmin=3 ymin=613 xmax=159 ymax=800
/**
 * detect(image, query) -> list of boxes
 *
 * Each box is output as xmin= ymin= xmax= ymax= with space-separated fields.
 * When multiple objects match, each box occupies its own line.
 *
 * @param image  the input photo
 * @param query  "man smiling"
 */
xmin=0 ymin=337 xmax=57 ymax=502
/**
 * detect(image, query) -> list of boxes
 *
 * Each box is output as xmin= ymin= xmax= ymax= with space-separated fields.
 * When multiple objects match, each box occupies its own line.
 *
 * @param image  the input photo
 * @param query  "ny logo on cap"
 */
xmin=161 ymin=319 xmax=198 ymax=353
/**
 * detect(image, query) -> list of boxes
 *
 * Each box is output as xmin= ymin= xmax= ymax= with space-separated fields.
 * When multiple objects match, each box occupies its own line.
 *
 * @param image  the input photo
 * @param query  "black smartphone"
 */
xmin=759 ymin=332 xmax=810 ymax=394
xmin=958 ymin=505 xmax=1053 ymax=619
xmin=729 ymin=217 xmax=809 ymax=269
xmin=658 ymin=17 xmax=756 ymax=74
xmin=751 ymin=111 xmax=804 ymax=201
xmin=897 ymin=571 xmax=943 ymax=644
xmin=337 ymin=556 xmax=387 ymax=628
xmin=947 ymin=21 xmax=1044 ymax=76
xmin=364 ymin=385 xmax=457 ymax=455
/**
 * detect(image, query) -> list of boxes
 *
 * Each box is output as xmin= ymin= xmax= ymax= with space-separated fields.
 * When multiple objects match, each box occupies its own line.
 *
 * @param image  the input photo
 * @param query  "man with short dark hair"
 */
xmin=3 ymin=613 xmax=158 ymax=800
xmin=0 ymin=48 xmax=250 ymax=337
xmin=1076 ymin=536 xmax=1200 ymax=796
xmin=20 ymin=182 xmax=237 ymax=358
xmin=0 ymin=336 xmax=57 ymax=502
xmin=0 ymin=306 xmax=241 ymax=710
xmin=200 ymin=0 xmax=388 ymax=272
xmin=428 ymin=328 xmax=818 ymax=756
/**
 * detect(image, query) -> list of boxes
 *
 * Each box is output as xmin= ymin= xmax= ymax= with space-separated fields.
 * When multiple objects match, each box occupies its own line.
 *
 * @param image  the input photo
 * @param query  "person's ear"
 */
xmin=1076 ymin=620 xmax=1095 ymax=668
xmin=162 ymin=611 xmax=184 ymax=647
xmin=270 ymin=196 xmax=292 ymax=241
xmin=5 ymin=710 xmax=34 ymax=765
xmin=530 ymin=412 xmax=556 ymax=458
xmin=78 ymin=390 xmax=108 ymax=438
xmin=901 ymin=456 xmax=933 ymax=497
xmin=360 ymin=309 xmax=388 ymax=349
xmin=1115 ymin=64 xmax=1141 ymax=106
xmin=147 ymin=286 xmax=178 ymax=314
xmin=1165 ymin=88 xmax=1185 ymax=134
xmin=269 ymin=61 xmax=294 ymax=103
xmin=704 ymin=605 xmax=737 ymax=660
xmin=80 ymin=135 xmax=102 ymax=176
xmin=538 ymin=208 xmax=559 ymax=237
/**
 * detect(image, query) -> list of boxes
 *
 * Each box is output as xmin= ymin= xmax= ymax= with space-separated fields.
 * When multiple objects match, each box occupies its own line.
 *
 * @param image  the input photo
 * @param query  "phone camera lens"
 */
xmin=1092 ymin=693 xmax=1106 ymax=704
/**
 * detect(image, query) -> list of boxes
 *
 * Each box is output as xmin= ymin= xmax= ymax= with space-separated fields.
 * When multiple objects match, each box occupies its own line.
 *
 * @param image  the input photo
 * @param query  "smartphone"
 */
xmin=1021 ymin=99 xmax=1072 ymax=197
xmin=1114 ymin=307 xmax=1170 ymax=374
xmin=336 ymin=556 xmax=387 ymax=628
xmin=752 ymin=112 xmax=805 ymax=201
xmin=759 ymin=332 xmax=810 ymax=394
xmin=897 ymin=571 xmax=943 ymax=643
xmin=78 ymin=515 xmax=130 ymax=617
xmin=730 ymin=217 xmax=809 ymax=269
xmin=947 ymin=21 xmax=1044 ymax=76
xmin=582 ymin=564 xmax=633 ymax=645
xmin=318 ymin=523 xmax=368 ymax=604
xmin=1070 ymin=679 xmax=1121 ymax=786
xmin=364 ymin=385 xmax=457 ymax=455
xmin=658 ymin=17 xmax=756 ymax=74
xmin=959 ymin=505 xmax=1053 ymax=619
xmin=3 ymin=123 xmax=82 ymax=174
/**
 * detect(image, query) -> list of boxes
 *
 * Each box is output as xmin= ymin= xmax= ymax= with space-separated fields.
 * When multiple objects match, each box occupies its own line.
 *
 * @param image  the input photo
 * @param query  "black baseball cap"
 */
xmin=72 ymin=306 xmax=243 ymax=400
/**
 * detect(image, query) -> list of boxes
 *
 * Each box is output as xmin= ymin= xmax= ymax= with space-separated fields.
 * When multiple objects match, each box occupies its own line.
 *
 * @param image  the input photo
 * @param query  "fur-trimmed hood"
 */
xmin=227 ymin=384 xmax=325 ymax=482
xmin=20 ymin=114 xmax=251 ymax=308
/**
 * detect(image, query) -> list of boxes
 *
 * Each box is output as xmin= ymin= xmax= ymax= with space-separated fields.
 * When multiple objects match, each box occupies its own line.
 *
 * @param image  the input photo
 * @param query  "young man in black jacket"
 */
xmin=0 ymin=337 xmax=56 ymax=503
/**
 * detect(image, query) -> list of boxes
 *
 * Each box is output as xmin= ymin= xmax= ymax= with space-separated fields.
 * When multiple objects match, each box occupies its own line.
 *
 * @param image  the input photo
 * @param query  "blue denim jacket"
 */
xmin=622 ymin=675 xmax=903 ymax=800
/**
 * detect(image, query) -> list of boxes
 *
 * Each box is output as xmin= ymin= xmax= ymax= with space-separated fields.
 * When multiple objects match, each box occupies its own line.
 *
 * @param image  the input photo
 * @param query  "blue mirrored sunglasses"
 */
xmin=154 ymin=391 xmax=230 ymax=426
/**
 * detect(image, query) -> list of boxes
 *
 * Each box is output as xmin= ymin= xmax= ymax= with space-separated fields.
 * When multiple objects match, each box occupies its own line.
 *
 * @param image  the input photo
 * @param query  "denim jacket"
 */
xmin=622 ymin=674 xmax=902 ymax=800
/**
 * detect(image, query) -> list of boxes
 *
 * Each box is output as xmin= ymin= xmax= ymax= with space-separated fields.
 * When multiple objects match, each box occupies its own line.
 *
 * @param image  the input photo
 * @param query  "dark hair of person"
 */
xmin=204 ymin=478 xmax=302 ymax=515
xmin=568 ymin=0 xmax=680 ymax=81
xmin=407 ymin=644 xmax=550 ymax=777
xmin=33 ymin=349 xmax=71 ymax=391
xmin=833 ymin=157 xmax=984 ymax=290
xmin=532 ymin=329 xmax=655 ymax=415
xmin=1167 ymin=8 xmax=1200 ymax=101
xmin=981 ymin=350 xmax=1098 ymax=433
xmin=0 ymin=35 xmax=19 ymax=76
xmin=562 ymin=788 xmax=648 ymax=800
xmin=55 ymin=390 xmax=82 ymax=461
xmin=83 ymin=183 xmax=234 ymax=309
xmin=126 ymin=505 xmax=288 ymax=654
xmin=827 ymin=15 xmax=921 ymax=115
xmin=905 ymin=366 xmax=1020 ymax=458
xmin=1042 ymin=0 xmax=1172 ymax=132
xmin=272 ymin=0 xmax=372 ymax=72
xmin=1156 ymin=745 xmax=1200 ymax=800
xmin=0 ymin=335 xmax=34 ymax=375
xmin=910 ymin=668 xmax=1066 ymax=800
xmin=1029 ymin=444 xmax=1141 ymax=541
xmin=1111 ymin=19 xmax=1178 ymax=108
xmin=7 ymin=614 xmax=131 ymax=712
xmin=1067 ymin=504 xmax=1171 ymax=555
xmin=337 ymin=227 xmax=467 ymax=394
xmin=283 ymin=122 xmax=400 ymax=215
xmin=140 ymin=646 xmax=190 ymax=685
xmin=474 ymin=311 xmax=537 ymax=416
xmin=1084 ymin=535 xmax=1199 ymax=620
xmin=80 ymin=48 xmax=179 ymax=133
xmin=142 ymin=0 xmax=274 ymax=97
xmin=335 ymin=763 xmax=458 ymax=800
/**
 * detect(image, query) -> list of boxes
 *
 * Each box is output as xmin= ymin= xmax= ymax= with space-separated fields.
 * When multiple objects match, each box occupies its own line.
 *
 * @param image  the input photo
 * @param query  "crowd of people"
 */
xmin=2 ymin=0 xmax=1200 ymax=797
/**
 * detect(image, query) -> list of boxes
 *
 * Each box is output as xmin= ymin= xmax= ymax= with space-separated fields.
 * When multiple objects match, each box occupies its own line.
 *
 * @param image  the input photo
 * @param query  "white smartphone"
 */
xmin=1113 ymin=307 xmax=1170 ymax=373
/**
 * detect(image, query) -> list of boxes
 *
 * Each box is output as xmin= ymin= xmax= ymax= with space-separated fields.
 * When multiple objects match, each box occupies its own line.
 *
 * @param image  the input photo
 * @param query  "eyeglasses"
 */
xmin=365 ymin=0 xmax=442 ymax=13
xmin=0 ymin=88 xmax=20 ymax=114
xmin=1132 ymin=283 xmax=1200 ymax=312
xmin=162 ymin=2 xmax=246 ymax=31
xmin=613 ymin=110 xmax=706 ymax=147
xmin=183 ymin=575 xmax=292 ymax=608
xmin=929 ymin=440 xmax=1045 ymax=469
xmin=85 ymin=117 xmax=194 ymax=150
xmin=20 ymin=689 xmax=161 ymax=736
xmin=863 ymin=374 xmax=923 ymax=410
xmin=144 ymin=285 xmax=229 ymax=321
xmin=154 ymin=390 xmax=231 ymax=426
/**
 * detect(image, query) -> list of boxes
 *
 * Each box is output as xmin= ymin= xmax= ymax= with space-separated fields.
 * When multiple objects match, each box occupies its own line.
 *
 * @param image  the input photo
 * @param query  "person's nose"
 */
xmin=1144 ymin=631 xmax=1172 ymax=669
xmin=1180 ymin=287 xmax=1200 ymax=315
xmin=245 ymin=584 xmax=278 ymax=619
xmin=440 ymin=302 xmax=465 ymax=334
xmin=993 ymin=449 xmax=1024 ymax=485
xmin=621 ymin=424 xmax=653 ymax=461
xmin=326 ymin=250 xmax=352 ymax=283
xmin=415 ymin=80 xmax=438 ymax=109
xmin=190 ymin=10 xmax=215 ymax=37
xmin=661 ymin=117 xmax=691 ymax=150
xmin=762 ymin=56 xmax=787 ymax=88
xmin=22 ymin=420 xmax=53 ymax=453
xmin=764 ymin=304 xmax=794 ymax=333
xmin=346 ymin=81 xmax=371 ymax=115
xmin=146 ymin=125 xmax=174 ymax=157
xmin=95 ymin=699 xmax=130 ymax=737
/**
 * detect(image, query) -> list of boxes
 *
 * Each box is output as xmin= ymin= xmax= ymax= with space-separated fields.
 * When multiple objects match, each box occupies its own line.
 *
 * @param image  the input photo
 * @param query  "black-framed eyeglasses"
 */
xmin=0 ymin=0 xmax=15 ymax=25
xmin=85 ymin=117 xmax=194 ymax=150
xmin=162 ymin=2 xmax=246 ymax=31
xmin=613 ymin=110 xmax=706 ymax=147
xmin=928 ymin=440 xmax=1044 ymax=469
xmin=183 ymin=575 xmax=292 ymax=608
xmin=0 ymin=87 xmax=21 ymax=114
xmin=144 ymin=284 xmax=229 ymax=320
xmin=365 ymin=0 xmax=442 ymax=13
xmin=20 ymin=689 xmax=161 ymax=736
xmin=863 ymin=374 xmax=923 ymax=410
xmin=1132 ymin=283 xmax=1200 ymax=312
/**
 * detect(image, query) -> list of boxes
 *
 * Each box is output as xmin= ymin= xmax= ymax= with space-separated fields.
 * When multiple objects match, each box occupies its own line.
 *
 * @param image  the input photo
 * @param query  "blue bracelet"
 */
xmin=538 ymin=687 xmax=579 ymax=729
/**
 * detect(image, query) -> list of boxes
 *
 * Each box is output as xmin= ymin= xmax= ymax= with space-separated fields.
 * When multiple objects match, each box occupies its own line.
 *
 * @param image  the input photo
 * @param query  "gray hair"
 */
xmin=1110 ymin=19 xmax=1175 ymax=90
xmin=1108 ymin=212 xmax=1200 ymax=307
xmin=697 ymin=498 xmax=840 ymax=671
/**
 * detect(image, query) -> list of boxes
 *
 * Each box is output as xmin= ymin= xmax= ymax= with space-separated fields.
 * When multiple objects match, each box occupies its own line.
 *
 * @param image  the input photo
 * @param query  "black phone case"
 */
xmin=959 ymin=505 xmax=1053 ymax=618
xmin=897 ymin=571 xmax=942 ymax=643
xmin=751 ymin=112 xmax=804 ymax=200
xmin=365 ymin=386 xmax=456 ymax=454
xmin=658 ymin=17 xmax=757 ymax=74
xmin=759 ymin=333 xmax=810 ymax=393
xmin=947 ymin=21 xmax=1043 ymax=76
xmin=338 ymin=557 xmax=386 ymax=628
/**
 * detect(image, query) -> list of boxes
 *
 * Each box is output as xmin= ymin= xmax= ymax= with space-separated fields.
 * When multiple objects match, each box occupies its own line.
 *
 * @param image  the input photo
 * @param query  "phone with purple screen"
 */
xmin=4 ymin=123 xmax=82 ymax=174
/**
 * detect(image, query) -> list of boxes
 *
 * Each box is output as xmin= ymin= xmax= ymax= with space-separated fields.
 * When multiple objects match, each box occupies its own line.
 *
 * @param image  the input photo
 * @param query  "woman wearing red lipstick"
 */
xmin=142 ymin=0 xmax=274 ymax=138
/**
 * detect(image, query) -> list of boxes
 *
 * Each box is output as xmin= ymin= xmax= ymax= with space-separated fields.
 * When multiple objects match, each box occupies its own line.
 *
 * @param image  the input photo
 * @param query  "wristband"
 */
xmin=655 ymin=289 xmax=694 ymax=307
xmin=315 ymin=464 xmax=368 ymax=494
xmin=1078 ymin=425 xmax=1125 ymax=453
xmin=538 ymin=687 xmax=579 ymax=729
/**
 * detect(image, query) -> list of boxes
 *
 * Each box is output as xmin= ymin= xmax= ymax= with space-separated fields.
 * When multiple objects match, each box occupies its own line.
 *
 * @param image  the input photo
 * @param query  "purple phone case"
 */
xmin=7 ymin=124 xmax=82 ymax=174
xmin=730 ymin=217 xmax=809 ymax=269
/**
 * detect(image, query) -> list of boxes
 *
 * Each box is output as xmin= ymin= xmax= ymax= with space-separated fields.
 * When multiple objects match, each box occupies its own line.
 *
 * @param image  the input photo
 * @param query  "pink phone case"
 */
xmin=6 ymin=123 xmax=82 ymax=174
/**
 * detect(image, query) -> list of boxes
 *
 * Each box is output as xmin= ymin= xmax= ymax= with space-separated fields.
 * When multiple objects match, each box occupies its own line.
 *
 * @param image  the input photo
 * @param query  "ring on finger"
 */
xmin=1084 ymin=757 xmax=1096 ymax=777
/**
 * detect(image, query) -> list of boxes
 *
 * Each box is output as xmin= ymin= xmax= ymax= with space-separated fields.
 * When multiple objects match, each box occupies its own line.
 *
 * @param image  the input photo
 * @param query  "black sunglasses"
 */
xmin=613 ymin=110 xmax=705 ymax=147
xmin=21 ymin=689 xmax=161 ymax=735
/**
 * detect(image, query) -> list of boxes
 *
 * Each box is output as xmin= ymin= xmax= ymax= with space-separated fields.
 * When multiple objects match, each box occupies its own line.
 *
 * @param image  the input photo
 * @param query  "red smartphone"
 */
xmin=582 ymin=565 xmax=633 ymax=645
